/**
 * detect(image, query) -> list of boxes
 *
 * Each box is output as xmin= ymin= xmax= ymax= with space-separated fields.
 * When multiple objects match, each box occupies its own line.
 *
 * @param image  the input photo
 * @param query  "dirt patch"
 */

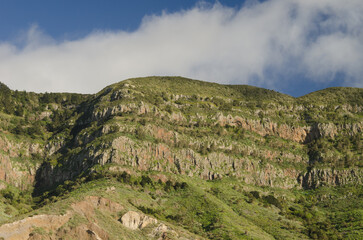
xmin=55 ymin=222 xmax=108 ymax=240
xmin=0 ymin=196 xmax=123 ymax=240
xmin=71 ymin=196 xmax=124 ymax=222
xmin=0 ymin=212 xmax=72 ymax=240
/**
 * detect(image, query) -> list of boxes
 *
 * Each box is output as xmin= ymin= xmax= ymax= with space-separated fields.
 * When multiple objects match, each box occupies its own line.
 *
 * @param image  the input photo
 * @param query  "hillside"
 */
xmin=0 ymin=76 xmax=362 ymax=239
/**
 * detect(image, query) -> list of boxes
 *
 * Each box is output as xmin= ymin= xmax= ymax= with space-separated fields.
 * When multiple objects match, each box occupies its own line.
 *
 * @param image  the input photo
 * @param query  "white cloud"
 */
xmin=0 ymin=0 xmax=362 ymax=93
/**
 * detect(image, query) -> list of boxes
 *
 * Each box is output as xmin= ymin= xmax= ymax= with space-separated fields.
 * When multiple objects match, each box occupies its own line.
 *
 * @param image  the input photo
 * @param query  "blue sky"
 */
xmin=0 ymin=0 xmax=362 ymax=96
xmin=0 ymin=1 xmax=243 ymax=41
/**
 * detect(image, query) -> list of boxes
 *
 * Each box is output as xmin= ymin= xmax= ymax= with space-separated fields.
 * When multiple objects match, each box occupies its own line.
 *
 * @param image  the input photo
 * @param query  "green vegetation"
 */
xmin=4 ymin=166 xmax=361 ymax=239
xmin=0 ymin=185 xmax=33 ymax=217
xmin=0 ymin=77 xmax=361 ymax=239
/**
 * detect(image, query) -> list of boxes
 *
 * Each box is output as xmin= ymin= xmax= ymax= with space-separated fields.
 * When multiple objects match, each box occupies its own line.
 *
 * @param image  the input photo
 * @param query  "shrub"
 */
xmin=263 ymin=194 xmax=283 ymax=209
xmin=140 ymin=175 xmax=153 ymax=187
xmin=1 ymin=188 xmax=15 ymax=202
xmin=135 ymin=127 xmax=146 ymax=140
xmin=219 ymin=103 xmax=232 ymax=111
xmin=164 ymin=180 xmax=173 ymax=192
xmin=180 ymin=182 xmax=188 ymax=189
xmin=4 ymin=206 xmax=12 ymax=215
xmin=165 ymin=105 xmax=173 ymax=114
xmin=117 ymin=171 xmax=131 ymax=183
xmin=250 ymin=191 xmax=260 ymax=199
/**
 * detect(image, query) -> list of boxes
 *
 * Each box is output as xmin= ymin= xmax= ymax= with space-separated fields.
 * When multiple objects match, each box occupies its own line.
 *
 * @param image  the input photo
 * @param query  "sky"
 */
xmin=0 ymin=0 xmax=362 ymax=97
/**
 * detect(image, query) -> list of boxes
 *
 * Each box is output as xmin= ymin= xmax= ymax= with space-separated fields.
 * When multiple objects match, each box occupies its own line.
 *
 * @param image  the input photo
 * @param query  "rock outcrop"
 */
xmin=0 ymin=135 xmax=42 ymax=190
xmin=299 ymin=168 xmax=362 ymax=189
xmin=120 ymin=211 xmax=158 ymax=230
xmin=0 ymin=196 xmax=123 ymax=240
xmin=0 ymin=212 xmax=72 ymax=240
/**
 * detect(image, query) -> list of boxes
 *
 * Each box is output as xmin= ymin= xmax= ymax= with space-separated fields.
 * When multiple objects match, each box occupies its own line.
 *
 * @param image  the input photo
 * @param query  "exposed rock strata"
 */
xmin=120 ymin=210 xmax=158 ymax=230
xmin=0 ymin=135 xmax=42 ymax=189
xmin=299 ymin=168 xmax=362 ymax=189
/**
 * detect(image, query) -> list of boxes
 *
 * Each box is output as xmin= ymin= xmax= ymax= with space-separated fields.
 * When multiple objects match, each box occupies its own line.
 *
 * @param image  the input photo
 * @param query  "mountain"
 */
xmin=0 ymin=77 xmax=361 ymax=240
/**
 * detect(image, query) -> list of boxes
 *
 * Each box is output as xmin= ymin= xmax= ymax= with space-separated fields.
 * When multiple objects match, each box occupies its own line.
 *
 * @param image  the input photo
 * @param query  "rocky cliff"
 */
xmin=0 ymin=77 xmax=360 ymax=193
xmin=0 ymin=77 xmax=362 ymax=239
xmin=29 ymin=77 xmax=361 ymax=192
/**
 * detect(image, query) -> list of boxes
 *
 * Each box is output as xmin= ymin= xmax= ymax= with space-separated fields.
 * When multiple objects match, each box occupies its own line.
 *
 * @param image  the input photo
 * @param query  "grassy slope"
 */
xmin=5 ymin=167 xmax=361 ymax=239
xmin=298 ymin=87 xmax=363 ymax=105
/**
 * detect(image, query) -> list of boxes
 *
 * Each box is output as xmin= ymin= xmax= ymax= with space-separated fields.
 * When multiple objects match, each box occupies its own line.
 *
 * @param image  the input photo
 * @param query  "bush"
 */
xmin=1 ymin=188 xmax=15 ymax=202
xmin=201 ymin=210 xmax=220 ymax=232
xmin=140 ymin=175 xmax=153 ymax=187
xmin=4 ymin=206 xmax=12 ymax=215
xmin=117 ymin=171 xmax=131 ymax=183
xmin=164 ymin=180 xmax=173 ymax=192
xmin=250 ymin=191 xmax=260 ymax=199
xmin=27 ymin=121 xmax=44 ymax=138
xmin=180 ymin=182 xmax=188 ymax=189
xmin=135 ymin=127 xmax=146 ymax=140
xmin=219 ymin=103 xmax=232 ymax=111
xmin=263 ymin=194 xmax=283 ymax=209
xmin=12 ymin=124 xmax=25 ymax=135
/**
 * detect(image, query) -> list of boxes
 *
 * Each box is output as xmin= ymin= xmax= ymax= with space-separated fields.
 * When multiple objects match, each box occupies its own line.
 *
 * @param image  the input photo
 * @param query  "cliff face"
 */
xmin=299 ymin=168 xmax=362 ymax=189
xmin=0 ymin=77 xmax=362 ymax=240
xmin=24 ymin=77 xmax=361 ymax=192
xmin=0 ymin=134 xmax=42 ymax=190
xmin=0 ymin=77 xmax=361 ymax=193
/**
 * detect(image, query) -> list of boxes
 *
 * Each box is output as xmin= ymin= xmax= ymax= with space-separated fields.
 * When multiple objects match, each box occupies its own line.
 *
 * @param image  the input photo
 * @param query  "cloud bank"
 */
xmin=0 ymin=0 xmax=362 ymax=94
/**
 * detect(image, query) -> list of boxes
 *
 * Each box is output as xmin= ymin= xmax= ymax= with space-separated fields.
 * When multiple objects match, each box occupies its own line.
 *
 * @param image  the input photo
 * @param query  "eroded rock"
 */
xmin=120 ymin=211 xmax=158 ymax=230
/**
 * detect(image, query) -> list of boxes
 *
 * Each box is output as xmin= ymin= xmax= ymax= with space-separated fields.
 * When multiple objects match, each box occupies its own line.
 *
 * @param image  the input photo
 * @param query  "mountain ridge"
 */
xmin=0 ymin=76 xmax=361 ymax=239
xmin=3 ymin=76 xmax=362 ymax=98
